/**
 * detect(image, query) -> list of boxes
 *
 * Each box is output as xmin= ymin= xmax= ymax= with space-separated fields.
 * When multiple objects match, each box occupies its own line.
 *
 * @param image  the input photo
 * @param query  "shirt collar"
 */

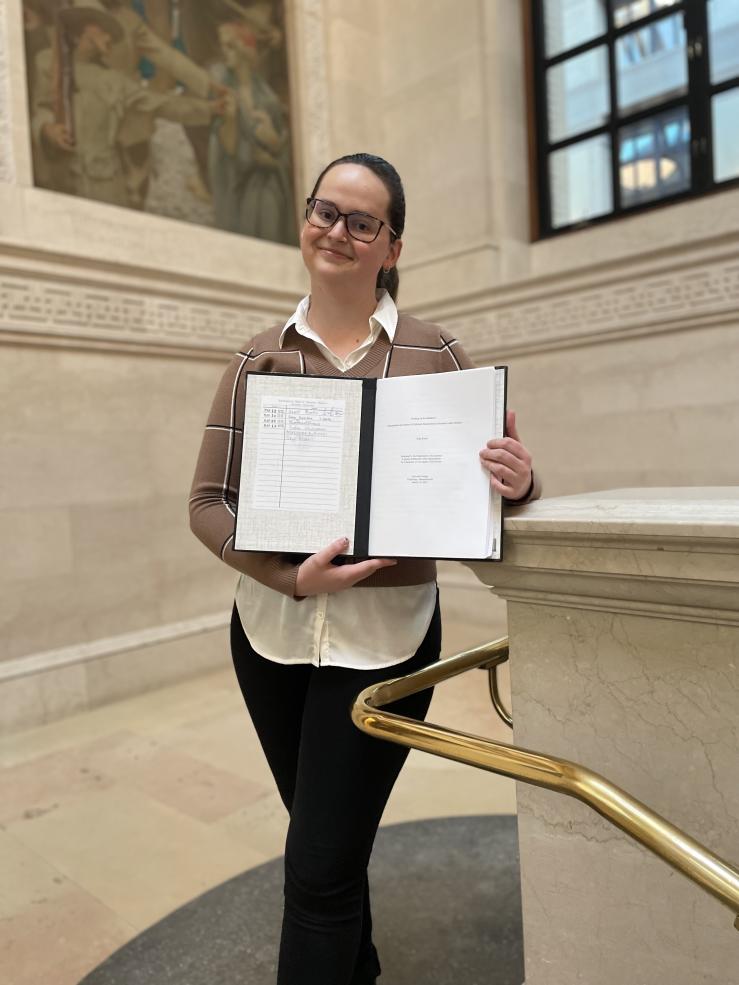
xmin=279 ymin=289 xmax=398 ymax=348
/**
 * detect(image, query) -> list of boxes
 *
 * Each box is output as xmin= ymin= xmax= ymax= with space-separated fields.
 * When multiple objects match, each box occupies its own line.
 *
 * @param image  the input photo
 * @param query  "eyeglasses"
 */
xmin=305 ymin=197 xmax=398 ymax=243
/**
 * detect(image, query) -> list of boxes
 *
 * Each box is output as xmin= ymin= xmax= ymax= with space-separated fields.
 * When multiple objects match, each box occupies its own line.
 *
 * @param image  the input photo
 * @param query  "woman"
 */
xmin=208 ymin=20 xmax=297 ymax=244
xmin=189 ymin=153 xmax=539 ymax=985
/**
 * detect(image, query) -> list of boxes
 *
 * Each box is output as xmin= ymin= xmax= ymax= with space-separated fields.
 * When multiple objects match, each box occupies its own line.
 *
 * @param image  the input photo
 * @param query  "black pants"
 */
xmin=230 ymin=597 xmax=441 ymax=985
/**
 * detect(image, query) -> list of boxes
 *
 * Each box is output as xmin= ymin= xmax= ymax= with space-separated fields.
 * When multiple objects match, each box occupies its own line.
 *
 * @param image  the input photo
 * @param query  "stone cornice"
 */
xmin=423 ymin=229 xmax=739 ymax=360
xmin=0 ymin=240 xmax=299 ymax=354
xmin=469 ymin=488 xmax=739 ymax=625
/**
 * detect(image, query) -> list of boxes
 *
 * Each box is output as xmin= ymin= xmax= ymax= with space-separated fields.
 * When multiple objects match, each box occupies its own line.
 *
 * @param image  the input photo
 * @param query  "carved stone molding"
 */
xmin=0 ymin=0 xmax=15 ymax=184
xmin=440 ymin=246 xmax=739 ymax=360
xmin=0 ymin=266 xmax=283 ymax=353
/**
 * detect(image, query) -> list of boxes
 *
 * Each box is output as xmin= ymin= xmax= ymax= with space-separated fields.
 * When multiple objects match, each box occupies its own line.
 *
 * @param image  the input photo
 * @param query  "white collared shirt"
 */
xmin=278 ymin=288 xmax=398 ymax=372
xmin=234 ymin=291 xmax=438 ymax=669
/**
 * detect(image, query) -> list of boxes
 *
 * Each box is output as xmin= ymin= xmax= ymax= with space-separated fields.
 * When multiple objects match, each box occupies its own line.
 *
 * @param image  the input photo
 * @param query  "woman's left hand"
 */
xmin=479 ymin=410 xmax=533 ymax=501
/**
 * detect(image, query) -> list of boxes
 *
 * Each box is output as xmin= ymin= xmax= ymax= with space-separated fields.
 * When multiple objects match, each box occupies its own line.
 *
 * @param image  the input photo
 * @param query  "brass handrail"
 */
xmin=480 ymin=651 xmax=513 ymax=728
xmin=352 ymin=637 xmax=739 ymax=931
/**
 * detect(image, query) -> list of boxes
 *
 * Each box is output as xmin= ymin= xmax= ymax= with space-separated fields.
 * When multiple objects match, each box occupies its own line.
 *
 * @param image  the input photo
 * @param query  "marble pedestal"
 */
xmin=470 ymin=488 xmax=739 ymax=985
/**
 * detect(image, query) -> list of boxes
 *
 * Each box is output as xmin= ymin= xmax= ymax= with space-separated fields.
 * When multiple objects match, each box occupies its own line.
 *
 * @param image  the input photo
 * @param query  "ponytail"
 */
xmin=376 ymin=264 xmax=400 ymax=302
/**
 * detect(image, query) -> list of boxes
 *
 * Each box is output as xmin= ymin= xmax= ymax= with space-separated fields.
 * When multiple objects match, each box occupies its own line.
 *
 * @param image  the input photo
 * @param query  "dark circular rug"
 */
xmin=79 ymin=814 xmax=523 ymax=985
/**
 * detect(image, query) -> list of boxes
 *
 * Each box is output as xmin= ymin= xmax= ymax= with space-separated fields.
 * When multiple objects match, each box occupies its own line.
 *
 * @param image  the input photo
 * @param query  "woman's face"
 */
xmin=300 ymin=163 xmax=402 ymax=294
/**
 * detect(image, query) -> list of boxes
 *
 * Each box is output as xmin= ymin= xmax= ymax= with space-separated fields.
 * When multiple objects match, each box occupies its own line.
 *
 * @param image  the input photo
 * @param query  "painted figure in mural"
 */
xmin=22 ymin=1 xmax=56 ymax=106
xmin=96 ymin=0 xmax=229 ymax=208
xmin=23 ymin=0 xmax=60 ymax=187
xmin=31 ymin=1 xmax=223 ymax=207
xmin=209 ymin=19 xmax=297 ymax=242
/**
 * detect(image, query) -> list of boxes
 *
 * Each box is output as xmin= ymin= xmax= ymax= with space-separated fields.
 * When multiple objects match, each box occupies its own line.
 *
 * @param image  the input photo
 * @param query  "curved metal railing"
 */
xmin=351 ymin=637 xmax=739 ymax=931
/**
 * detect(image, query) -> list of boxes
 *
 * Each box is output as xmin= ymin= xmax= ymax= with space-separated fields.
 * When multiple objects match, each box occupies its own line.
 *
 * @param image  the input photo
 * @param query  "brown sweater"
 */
xmin=189 ymin=313 xmax=541 ymax=597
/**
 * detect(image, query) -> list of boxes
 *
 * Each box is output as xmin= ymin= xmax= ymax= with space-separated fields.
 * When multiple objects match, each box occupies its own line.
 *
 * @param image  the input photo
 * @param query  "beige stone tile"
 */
xmin=0 ymin=699 xmax=141 ymax=769
xmin=2 ymin=711 xmax=268 ymax=825
xmin=1 ymin=728 xmax=247 ymax=824
xmin=1 ymin=737 xmax=116 ymax=825
xmin=6 ymin=785 xmax=267 ymax=930
xmin=0 ymin=833 xmax=132 ymax=984
xmin=0 ymin=668 xmax=232 ymax=766
xmin=161 ymin=703 xmax=277 ymax=788
xmin=0 ymin=828 xmax=72 ymax=918
xmin=215 ymin=791 xmax=289 ymax=863
xmin=0 ymin=883 xmax=134 ymax=985
xmin=112 ymin=668 xmax=237 ymax=736
xmin=124 ymin=745 xmax=271 ymax=823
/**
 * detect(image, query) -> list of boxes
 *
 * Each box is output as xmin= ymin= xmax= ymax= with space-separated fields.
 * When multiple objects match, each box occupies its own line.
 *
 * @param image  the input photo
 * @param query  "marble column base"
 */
xmin=470 ymin=488 xmax=739 ymax=985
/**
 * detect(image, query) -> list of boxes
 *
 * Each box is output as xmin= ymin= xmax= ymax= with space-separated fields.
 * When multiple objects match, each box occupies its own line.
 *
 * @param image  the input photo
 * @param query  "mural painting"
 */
xmin=22 ymin=1 xmax=298 ymax=245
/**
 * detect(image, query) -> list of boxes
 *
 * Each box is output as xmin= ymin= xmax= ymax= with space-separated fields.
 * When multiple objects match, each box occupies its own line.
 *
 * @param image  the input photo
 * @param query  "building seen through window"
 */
xmin=532 ymin=0 xmax=739 ymax=234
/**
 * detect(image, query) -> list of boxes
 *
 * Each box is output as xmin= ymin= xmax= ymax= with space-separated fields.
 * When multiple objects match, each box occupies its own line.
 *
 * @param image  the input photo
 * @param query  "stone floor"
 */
xmin=1 ymin=617 xmax=515 ymax=985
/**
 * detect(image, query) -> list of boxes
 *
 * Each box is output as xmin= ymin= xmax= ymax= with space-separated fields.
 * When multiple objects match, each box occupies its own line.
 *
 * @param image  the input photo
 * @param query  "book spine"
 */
xmin=353 ymin=379 xmax=377 ymax=556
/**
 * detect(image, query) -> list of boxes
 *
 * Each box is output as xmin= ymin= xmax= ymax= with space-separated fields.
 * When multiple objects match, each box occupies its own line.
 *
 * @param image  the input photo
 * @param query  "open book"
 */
xmin=233 ymin=365 xmax=507 ymax=560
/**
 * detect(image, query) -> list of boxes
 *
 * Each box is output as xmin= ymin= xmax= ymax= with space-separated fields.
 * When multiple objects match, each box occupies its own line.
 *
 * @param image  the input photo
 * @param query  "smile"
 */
xmin=318 ymin=247 xmax=352 ymax=260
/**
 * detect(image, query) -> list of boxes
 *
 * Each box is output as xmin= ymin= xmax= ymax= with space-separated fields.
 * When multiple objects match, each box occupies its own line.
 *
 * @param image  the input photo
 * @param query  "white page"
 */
xmin=368 ymin=367 xmax=500 ymax=559
xmin=235 ymin=375 xmax=363 ymax=554
xmin=252 ymin=396 xmax=345 ymax=512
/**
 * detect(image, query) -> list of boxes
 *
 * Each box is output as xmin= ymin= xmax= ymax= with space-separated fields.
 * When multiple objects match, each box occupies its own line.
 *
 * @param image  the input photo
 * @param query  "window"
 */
xmin=530 ymin=0 xmax=739 ymax=234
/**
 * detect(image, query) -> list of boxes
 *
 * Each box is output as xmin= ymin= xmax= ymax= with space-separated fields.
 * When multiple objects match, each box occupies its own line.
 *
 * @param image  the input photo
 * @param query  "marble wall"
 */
xmin=1 ymin=0 xmax=739 ymax=731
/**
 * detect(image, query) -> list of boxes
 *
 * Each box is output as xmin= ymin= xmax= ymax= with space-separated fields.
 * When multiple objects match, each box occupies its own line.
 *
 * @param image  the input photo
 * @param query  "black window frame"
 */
xmin=530 ymin=0 xmax=739 ymax=237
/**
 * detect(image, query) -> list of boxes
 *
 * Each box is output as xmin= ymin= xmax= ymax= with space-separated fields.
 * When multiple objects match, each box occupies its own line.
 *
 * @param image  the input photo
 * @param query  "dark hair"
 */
xmin=309 ymin=152 xmax=405 ymax=301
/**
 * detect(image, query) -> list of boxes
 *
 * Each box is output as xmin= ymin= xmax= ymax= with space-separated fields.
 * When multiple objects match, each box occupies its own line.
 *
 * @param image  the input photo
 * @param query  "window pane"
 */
xmin=550 ymin=135 xmax=613 ymax=227
xmin=544 ymin=0 xmax=607 ymax=57
xmin=708 ymin=0 xmax=739 ymax=84
xmin=611 ymin=0 xmax=680 ymax=29
xmin=616 ymin=13 xmax=688 ymax=114
xmin=712 ymin=88 xmax=739 ymax=182
xmin=618 ymin=106 xmax=691 ymax=207
xmin=547 ymin=46 xmax=610 ymax=143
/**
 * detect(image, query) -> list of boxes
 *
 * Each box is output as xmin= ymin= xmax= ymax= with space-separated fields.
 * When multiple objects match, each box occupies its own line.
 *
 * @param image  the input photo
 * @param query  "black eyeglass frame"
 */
xmin=304 ymin=197 xmax=399 ymax=242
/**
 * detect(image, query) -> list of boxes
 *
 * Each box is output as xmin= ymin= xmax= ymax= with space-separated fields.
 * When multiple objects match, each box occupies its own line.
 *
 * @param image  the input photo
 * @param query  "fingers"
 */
xmin=483 ymin=435 xmax=530 ymax=457
xmin=480 ymin=441 xmax=532 ymax=487
xmin=296 ymin=543 xmax=397 ymax=596
xmin=344 ymin=557 xmax=397 ymax=586
xmin=313 ymin=536 xmax=350 ymax=566
xmin=489 ymin=474 xmax=515 ymax=497
xmin=479 ymin=421 xmax=533 ymax=499
xmin=479 ymin=446 xmax=521 ymax=469
xmin=484 ymin=461 xmax=518 ymax=484
xmin=506 ymin=409 xmax=520 ymax=441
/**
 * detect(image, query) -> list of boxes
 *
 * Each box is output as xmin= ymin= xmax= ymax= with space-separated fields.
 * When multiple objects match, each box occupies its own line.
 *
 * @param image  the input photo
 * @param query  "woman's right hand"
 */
xmin=295 ymin=537 xmax=397 ymax=597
